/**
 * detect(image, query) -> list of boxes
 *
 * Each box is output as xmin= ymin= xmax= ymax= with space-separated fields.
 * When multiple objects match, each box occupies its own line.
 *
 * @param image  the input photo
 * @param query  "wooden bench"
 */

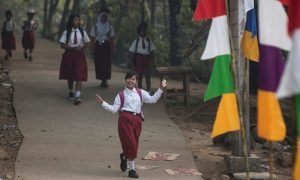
xmin=156 ymin=66 xmax=193 ymax=106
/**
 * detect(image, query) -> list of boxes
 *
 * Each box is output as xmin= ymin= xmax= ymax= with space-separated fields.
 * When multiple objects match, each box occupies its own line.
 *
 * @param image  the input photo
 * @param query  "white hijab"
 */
xmin=96 ymin=12 xmax=111 ymax=34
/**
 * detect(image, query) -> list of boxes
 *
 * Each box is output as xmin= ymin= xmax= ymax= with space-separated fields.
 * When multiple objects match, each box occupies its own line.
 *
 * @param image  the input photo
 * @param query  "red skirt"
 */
xmin=22 ymin=31 xmax=35 ymax=49
xmin=134 ymin=53 xmax=151 ymax=73
xmin=1 ymin=31 xmax=16 ymax=50
xmin=59 ymin=50 xmax=88 ymax=81
xmin=118 ymin=112 xmax=142 ymax=159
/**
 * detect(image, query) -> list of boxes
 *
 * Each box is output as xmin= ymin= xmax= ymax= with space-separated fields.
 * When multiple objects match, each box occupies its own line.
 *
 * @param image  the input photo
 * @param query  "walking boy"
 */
xmin=129 ymin=22 xmax=156 ymax=93
xmin=21 ymin=8 xmax=38 ymax=61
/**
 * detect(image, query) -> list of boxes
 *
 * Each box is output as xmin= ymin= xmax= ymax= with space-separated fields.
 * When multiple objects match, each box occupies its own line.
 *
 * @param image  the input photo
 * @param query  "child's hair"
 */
xmin=137 ymin=22 xmax=148 ymax=33
xmin=5 ymin=10 xmax=12 ymax=17
xmin=66 ymin=13 xmax=85 ymax=44
xmin=125 ymin=71 xmax=138 ymax=79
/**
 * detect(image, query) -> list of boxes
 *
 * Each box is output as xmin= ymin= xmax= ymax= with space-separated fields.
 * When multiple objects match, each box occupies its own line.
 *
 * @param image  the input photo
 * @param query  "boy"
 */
xmin=22 ymin=8 xmax=38 ymax=61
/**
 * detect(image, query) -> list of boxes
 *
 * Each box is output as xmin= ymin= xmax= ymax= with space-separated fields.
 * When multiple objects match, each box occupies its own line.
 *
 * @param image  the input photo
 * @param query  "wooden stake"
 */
xmin=269 ymin=141 xmax=274 ymax=180
xmin=225 ymin=0 xmax=250 ymax=179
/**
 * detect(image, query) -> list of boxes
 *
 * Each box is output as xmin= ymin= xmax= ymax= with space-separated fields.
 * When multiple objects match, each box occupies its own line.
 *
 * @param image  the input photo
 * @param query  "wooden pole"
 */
xmin=227 ymin=0 xmax=250 ymax=179
xmin=269 ymin=141 xmax=274 ymax=180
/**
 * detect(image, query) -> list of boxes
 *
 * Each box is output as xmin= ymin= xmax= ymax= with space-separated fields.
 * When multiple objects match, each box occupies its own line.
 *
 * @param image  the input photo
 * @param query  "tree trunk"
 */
xmin=168 ymin=0 xmax=181 ymax=66
xmin=47 ymin=0 xmax=59 ymax=39
xmin=150 ymin=0 xmax=156 ymax=26
xmin=163 ymin=0 xmax=168 ymax=28
xmin=140 ymin=0 xmax=145 ymax=22
xmin=100 ymin=0 xmax=107 ymax=9
xmin=114 ymin=0 xmax=130 ymax=40
xmin=42 ymin=0 xmax=49 ymax=37
xmin=72 ymin=0 xmax=80 ymax=13
xmin=58 ymin=0 xmax=72 ymax=40
xmin=43 ymin=0 xmax=59 ymax=39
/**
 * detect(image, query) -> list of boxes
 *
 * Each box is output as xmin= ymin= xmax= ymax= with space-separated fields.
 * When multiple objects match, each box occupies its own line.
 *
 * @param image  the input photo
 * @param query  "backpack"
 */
xmin=118 ymin=88 xmax=144 ymax=121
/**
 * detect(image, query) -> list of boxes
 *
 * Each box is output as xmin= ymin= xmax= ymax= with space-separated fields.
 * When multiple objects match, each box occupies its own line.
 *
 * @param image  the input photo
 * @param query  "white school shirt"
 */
xmin=59 ymin=28 xmax=90 ymax=48
xmin=23 ymin=20 xmax=38 ymax=31
xmin=129 ymin=37 xmax=156 ymax=55
xmin=102 ymin=87 xmax=163 ymax=114
xmin=3 ymin=20 xmax=15 ymax=32
xmin=90 ymin=24 xmax=115 ymax=42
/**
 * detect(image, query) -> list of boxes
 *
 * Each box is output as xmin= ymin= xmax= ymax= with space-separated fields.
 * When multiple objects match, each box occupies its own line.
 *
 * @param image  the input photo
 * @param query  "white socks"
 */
xmin=129 ymin=160 xmax=135 ymax=170
xmin=75 ymin=91 xmax=81 ymax=98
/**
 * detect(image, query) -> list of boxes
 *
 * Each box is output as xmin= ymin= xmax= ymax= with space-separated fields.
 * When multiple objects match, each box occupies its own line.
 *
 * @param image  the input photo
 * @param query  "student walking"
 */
xmin=59 ymin=13 xmax=90 ymax=105
xmin=96 ymin=71 xmax=167 ymax=178
xmin=21 ymin=8 xmax=38 ymax=61
xmin=90 ymin=8 xmax=115 ymax=88
xmin=129 ymin=22 xmax=156 ymax=93
xmin=1 ymin=10 xmax=16 ymax=60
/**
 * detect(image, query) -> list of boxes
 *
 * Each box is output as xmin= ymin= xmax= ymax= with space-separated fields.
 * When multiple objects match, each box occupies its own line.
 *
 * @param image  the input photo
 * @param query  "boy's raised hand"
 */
xmin=161 ymin=79 xmax=167 ymax=89
xmin=96 ymin=94 xmax=104 ymax=104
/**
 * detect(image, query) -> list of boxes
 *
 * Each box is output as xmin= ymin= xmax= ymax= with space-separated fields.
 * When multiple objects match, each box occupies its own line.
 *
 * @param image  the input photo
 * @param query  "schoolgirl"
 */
xmin=59 ymin=13 xmax=90 ymax=105
xmin=1 ymin=10 xmax=16 ymax=60
xmin=96 ymin=71 xmax=167 ymax=178
xmin=90 ymin=8 xmax=115 ymax=88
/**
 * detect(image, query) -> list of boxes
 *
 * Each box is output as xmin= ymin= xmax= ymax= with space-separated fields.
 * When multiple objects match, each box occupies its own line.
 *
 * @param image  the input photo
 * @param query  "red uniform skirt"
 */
xmin=118 ymin=112 xmax=142 ymax=159
xmin=59 ymin=50 xmax=88 ymax=81
xmin=1 ymin=31 xmax=16 ymax=50
xmin=134 ymin=53 xmax=151 ymax=73
xmin=22 ymin=31 xmax=35 ymax=49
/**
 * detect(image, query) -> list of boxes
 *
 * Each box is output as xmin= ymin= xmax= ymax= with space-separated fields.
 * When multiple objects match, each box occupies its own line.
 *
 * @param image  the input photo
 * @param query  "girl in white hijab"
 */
xmin=90 ymin=8 xmax=115 ymax=88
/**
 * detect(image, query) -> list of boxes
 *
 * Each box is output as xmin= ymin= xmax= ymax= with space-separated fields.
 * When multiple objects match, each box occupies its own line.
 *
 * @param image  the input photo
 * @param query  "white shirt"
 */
xmin=59 ymin=28 xmax=90 ymax=47
xmin=3 ymin=20 xmax=15 ymax=32
xmin=23 ymin=20 xmax=38 ymax=31
xmin=129 ymin=37 xmax=156 ymax=55
xmin=102 ymin=87 xmax=163 ymax=114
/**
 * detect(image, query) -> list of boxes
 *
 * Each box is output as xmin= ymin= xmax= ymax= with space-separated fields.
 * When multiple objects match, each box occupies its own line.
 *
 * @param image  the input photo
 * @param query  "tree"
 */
xmin=58 ymin=0 xmax=72 ymax=39
xmin=168 ymin=0 xmax=181 ymax=66
xmin=72 ymin=0 xmax=80 ymax=13
xmin=42 ymin=0 xmax=60 ymax=39
xmin=150 ymin=0 xmax=156 ymax=26
xmin=140 ymin=0 xmax=145 ymax=22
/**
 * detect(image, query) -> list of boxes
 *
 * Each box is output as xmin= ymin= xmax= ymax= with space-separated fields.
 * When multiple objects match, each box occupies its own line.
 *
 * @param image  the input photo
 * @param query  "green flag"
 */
xmin=204 ymin=54 xmax=235 ymax=101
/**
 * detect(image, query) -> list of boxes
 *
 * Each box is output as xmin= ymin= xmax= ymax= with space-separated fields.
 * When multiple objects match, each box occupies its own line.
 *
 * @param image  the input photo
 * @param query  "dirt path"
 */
xmin=10 ymin=37 xmax=201 ymax=180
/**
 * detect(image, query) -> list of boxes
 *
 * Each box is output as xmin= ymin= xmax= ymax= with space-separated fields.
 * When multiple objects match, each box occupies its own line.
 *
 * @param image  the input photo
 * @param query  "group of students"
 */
xmin=3 ymin=7 xmax=164 ymax=178
xmin=59 ymin=8 xmax=156 ymax=106
xmin=1 ymin=9 xmax=38 ymax=61
xmin=59 ymin=8 xmax=165 ymax=179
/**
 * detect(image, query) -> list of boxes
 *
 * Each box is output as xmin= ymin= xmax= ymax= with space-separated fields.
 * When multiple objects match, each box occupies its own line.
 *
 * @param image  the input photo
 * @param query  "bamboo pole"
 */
xmin=269 ymin=141 xmax=274 ymax=180
xmin=225 ymin=0 xmax=250 ymax=179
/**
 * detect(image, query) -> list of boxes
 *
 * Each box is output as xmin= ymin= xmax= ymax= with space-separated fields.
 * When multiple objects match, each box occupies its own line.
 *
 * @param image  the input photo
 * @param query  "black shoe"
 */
xmin=69 ymin=92 xmax=74 ymax=99
xmin=128 ymin=170 xmax=139 ymax=178
xmin=120 ymin=153 xmax=127 ymax=172
xmin=100 ymin=80 xmax=108 ymax=88
xmin=74 ymin=97 xmax=82 ymax=105
xmin=24 ymin=52 xmax=28 ymax=59
xmin=29 ymin=55 xmax=33 ymax=61
xmin=102 ymin=83 xmax=108 ymax=88
xmin=4 ymin=55 xmax=9 ymax=60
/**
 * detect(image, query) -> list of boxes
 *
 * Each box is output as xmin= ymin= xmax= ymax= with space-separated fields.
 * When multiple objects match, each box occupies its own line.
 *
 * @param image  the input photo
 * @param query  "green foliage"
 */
xmin=0 ymin=0 xmax=44 ymax=34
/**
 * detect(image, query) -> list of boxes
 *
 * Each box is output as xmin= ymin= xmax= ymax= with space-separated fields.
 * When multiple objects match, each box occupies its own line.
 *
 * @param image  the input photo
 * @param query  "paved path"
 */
xmin=11 ymin=38 xmax=201 ymax=180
